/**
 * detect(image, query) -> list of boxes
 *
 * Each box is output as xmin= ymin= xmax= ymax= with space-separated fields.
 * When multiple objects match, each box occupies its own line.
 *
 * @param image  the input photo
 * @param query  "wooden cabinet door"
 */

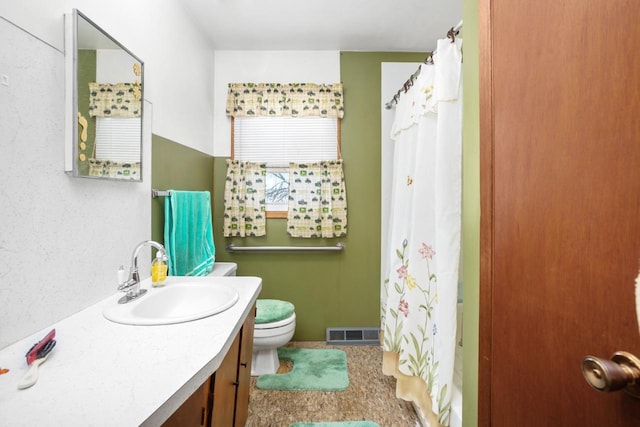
xmin=161 ymin=311 xmax=255 ymax=427
xmin=162 ymin=379 xmax=210 ymax=427
xmin=211 ymin=333 xmax=240 ymax=426
xmin=479 ymin=0 xmax=640 ymax=425
xmin=234 ymin=305 xmax=256 ymax=427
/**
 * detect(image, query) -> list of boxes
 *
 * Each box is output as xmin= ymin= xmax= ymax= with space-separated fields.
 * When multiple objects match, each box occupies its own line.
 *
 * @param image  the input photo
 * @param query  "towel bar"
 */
xmin=226 ymin=243 xmax=345 ymax=252
xmin=152 ymin=189 xmax=171 ymax=198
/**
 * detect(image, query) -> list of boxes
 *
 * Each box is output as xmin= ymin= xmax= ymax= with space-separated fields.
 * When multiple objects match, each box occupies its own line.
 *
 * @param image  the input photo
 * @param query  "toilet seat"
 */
xmin=254 ymin=313 xmax=296 ymax=330
xmin=255 ymin=299 xmax=295 ymax=324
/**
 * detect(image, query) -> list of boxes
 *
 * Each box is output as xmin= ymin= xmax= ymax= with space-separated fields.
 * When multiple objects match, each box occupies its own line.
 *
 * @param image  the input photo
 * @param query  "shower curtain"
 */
xmin=381 ymin=37 xmax=462 ymax=427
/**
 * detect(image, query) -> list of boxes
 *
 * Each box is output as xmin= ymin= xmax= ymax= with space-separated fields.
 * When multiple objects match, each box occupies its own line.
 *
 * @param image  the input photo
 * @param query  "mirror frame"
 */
xmin=64 ymin=9 xmax=144 ymax=181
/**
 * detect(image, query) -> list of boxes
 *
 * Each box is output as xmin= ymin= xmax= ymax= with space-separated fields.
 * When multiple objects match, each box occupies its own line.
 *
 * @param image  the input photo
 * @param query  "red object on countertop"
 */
xmin=25 ymin=329 xmax=56 ymax=365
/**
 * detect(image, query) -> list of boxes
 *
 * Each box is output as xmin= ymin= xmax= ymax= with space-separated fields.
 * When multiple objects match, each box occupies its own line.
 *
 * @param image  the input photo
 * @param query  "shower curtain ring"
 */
xmin=447 ymin=27 xmax=456 ymax=42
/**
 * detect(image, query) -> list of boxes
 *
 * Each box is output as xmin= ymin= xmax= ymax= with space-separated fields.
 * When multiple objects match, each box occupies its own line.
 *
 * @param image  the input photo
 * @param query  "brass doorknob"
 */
xmin=582 ymin=351 xmax=640 ymax=398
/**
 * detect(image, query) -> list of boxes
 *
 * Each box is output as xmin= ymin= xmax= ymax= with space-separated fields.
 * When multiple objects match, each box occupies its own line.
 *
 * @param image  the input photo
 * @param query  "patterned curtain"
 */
xmin=223 ymin=160 xmax=267 ymax=237
xmin=88 ymin=82 xmax=141 ymax=118
xmin=287 ymin=160 xmax=347 ymax=238
xmin=226 ymin=83 xmax=344 ymax=118
xmin=88 ymin=159 xmax=140 ymax=180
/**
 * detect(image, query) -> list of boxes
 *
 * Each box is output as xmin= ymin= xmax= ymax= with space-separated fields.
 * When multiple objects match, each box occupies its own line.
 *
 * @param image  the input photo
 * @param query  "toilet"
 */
xmin=207 ymin=262 xmax=296 ymax=376
xmin=208 ymin=262 xmax=238 ymax=277
xmin=251 ymin=299 xmax=296 ymax=376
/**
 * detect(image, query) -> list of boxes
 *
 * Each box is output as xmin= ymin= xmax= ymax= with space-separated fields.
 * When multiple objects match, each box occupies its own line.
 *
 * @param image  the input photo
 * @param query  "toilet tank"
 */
xmin=208 ymin=262 xmax=237 ymax=277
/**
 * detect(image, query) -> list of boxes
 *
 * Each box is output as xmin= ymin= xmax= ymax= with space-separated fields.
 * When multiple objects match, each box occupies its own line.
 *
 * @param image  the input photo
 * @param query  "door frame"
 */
xmin=478 ymin=0 xmax=494 ymax=424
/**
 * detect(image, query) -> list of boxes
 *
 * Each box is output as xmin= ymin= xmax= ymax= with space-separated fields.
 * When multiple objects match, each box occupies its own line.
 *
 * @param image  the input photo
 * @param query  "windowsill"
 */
xmin=266 ymin=211 xmax=287 ymax=219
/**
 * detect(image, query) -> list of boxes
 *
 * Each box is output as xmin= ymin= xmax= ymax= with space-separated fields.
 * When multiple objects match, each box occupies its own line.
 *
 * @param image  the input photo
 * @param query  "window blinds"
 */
xmin=94 ymin=117 xmax=142 ymax=163
xmin=233 ymin=116 xmax=338 ymax=167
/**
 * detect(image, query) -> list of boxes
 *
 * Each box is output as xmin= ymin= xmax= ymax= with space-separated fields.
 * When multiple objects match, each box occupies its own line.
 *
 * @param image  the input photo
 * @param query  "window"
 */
xmin=232 ymin=116 xmax=340 ymax=217
xmin=94 ymin=117 xmax=141 ymax=162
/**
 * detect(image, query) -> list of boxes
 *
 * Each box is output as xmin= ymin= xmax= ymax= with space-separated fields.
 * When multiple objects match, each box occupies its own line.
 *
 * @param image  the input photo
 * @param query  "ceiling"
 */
xmin=180 ymin=0 xmax=463 ymax=52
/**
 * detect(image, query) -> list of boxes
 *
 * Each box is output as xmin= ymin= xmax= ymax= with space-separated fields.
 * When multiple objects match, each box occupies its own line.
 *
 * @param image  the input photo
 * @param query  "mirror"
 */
xmin=65 ymin=9 xmax=144 ymax=181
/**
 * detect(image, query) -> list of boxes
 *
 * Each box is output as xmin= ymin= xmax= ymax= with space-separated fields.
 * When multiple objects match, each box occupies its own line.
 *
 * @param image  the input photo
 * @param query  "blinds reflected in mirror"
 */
xmin=94 ymin=117 xmax=141 ymax=162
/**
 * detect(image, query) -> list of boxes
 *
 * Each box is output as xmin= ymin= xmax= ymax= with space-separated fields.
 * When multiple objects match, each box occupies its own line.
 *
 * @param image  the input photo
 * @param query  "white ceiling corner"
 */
xmin=180 ymin=0 xmax=463 ymax=52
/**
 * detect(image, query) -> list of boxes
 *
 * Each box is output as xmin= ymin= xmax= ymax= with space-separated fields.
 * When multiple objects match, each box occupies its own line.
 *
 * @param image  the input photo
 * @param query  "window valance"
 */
xmin=226 ymin=83 xmax=344 ymax=119
xmin=89 ymin=82 xmax=141 ymax=118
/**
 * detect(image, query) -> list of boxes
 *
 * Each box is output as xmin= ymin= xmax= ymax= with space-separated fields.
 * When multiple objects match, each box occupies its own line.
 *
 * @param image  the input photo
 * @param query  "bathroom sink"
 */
xmin=103 ymin=278 xmax=239 ymax=325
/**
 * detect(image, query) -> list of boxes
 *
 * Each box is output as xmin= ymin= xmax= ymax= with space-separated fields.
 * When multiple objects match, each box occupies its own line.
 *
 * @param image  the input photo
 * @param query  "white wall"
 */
xmin=213 ymin=51 xmax=341 ymax=156
xmin=0 ymin=7 xmax=341 ymax=349
xmin=0 ymin=17 xmax=149 ymax=349
xmin=0 ymin=2 xmax=214 ymax=349
xmin=1 ymin=0 xmax=215 ymax=155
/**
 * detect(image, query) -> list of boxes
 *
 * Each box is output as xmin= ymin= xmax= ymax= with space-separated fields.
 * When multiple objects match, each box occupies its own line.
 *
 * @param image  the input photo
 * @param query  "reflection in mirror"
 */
xmin=65 ymin=9 xmax=144 ymax=181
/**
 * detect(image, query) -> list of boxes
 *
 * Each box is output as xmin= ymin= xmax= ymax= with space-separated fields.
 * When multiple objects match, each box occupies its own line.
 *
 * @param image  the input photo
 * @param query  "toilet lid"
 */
xmin=255 ymin=299 xmax=295 ymax=324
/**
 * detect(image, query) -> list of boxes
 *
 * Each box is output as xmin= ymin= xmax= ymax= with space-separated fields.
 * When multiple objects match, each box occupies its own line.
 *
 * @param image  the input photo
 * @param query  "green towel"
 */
xmin=164 ymin=190 xmax=215 ymax=276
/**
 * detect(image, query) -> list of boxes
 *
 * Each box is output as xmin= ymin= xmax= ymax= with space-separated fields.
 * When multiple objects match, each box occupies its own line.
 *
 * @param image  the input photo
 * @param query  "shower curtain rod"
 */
xmin=384 ymin=19 xmax=463 ymax=110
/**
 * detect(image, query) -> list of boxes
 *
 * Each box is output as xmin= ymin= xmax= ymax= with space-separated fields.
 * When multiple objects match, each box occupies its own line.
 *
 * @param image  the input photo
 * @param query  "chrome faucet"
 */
xmin=117 ymin=240 xmax=168 ymax=304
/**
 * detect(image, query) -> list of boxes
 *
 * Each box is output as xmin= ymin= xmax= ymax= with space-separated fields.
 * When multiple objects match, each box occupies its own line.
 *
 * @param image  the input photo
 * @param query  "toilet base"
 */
xmin=251 ymin=348 xmax=280 ymax=376
xmin=251 ymin=312 xmax=296 ymax=376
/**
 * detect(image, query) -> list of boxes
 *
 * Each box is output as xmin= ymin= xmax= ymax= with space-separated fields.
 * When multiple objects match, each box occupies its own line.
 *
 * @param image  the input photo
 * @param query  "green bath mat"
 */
xmin=290 ymin=423 xmax=379 ymax=427
xmin=256 ymin=348 xmax=349 ymax=391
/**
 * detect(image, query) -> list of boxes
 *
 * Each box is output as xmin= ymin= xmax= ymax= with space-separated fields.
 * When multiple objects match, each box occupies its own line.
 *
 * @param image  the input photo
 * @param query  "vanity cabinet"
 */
xmin=212 ymin=304 xmax=255 ymax=426
xmin=211 ymin=331 xmax=241 ymax=425
xmin=233 ymin=305 xmax=256 ymax=427
xmin=162 ymin=305 xmax=255 ymax=427
xmin=233 ymin=305 xmax=255 ymax=426
xmin=162 ymin=379 xmax=211 ymax=426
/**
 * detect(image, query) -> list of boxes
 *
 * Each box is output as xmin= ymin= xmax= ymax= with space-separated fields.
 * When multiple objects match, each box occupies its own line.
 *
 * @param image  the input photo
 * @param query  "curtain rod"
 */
xmin=452 ymin=19 xmax=463 ymax=33
xmin=384 ymin=19 xmax=463 ymax=110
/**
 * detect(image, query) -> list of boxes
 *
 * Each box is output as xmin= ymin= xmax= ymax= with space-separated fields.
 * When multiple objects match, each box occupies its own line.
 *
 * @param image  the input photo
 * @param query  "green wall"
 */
xmin=77 ymin=50 xmax=96 ymax=175
xmin=462 ymin=0 xmax=480 ymax=425
xmin=212 ymin=52 xmax=426 ymax=341
xmin=151 ymin=135 xmax=215 ymax=245
xmin=151 ymin=37 xmax=481 ymax=423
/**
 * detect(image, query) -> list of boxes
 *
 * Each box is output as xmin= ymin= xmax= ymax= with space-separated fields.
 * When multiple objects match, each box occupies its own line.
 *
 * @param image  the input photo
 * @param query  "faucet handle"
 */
xmin=117 ymin=265 xmax=127 ymax=285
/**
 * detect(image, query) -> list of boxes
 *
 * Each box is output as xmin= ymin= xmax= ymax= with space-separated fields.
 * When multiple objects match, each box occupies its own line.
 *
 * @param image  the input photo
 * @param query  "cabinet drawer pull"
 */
xmin=233 ymin=381 xmax=239 ymax=386
xmin=240 ymin=362 xmax=247 ymax=367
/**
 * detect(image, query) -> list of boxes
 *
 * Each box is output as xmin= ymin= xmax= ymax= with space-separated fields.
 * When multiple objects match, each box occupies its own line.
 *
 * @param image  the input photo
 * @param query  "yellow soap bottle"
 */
xmin=151 ymin=251 xmax=168 ymax=287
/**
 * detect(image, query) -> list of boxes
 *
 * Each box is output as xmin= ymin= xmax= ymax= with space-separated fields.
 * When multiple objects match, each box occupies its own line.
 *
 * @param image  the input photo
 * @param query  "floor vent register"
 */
xmin=326 ymin=327 xmax=380 ymax=345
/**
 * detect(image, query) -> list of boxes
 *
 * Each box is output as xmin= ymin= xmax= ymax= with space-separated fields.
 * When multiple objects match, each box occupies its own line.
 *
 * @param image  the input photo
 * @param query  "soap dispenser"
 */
xmin=151 ymin=251 xmax=168 ymax=287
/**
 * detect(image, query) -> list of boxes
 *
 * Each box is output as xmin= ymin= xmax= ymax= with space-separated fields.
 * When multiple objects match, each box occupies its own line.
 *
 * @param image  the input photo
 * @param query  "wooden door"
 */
xmin=479 ymin=0 xmax=640 ymax=425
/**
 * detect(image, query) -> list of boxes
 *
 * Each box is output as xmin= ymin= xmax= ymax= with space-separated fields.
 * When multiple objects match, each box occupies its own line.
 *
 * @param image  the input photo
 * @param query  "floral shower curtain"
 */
xmin=381 ymin=37 xmax=462 ymax=427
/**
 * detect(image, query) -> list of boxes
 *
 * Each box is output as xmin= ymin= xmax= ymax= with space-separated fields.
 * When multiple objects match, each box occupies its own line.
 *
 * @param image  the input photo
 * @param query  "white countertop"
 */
xmin=0 ymin=276 xmax=261 ymax=426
